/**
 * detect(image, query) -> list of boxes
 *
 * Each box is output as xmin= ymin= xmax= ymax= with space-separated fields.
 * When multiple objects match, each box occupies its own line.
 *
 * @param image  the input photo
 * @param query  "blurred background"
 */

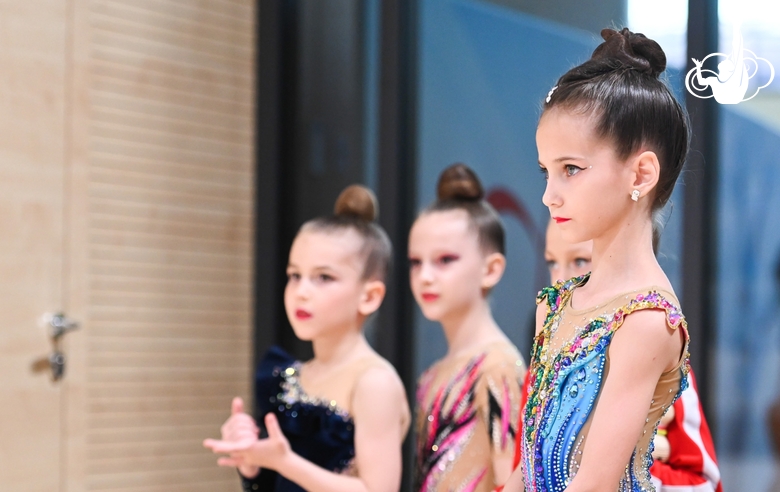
xmin=1 ymin=0 xmax=778 ymax=490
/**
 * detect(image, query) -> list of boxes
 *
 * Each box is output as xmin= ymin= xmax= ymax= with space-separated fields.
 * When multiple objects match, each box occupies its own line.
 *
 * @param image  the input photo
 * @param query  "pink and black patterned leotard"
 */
xmin=415 ymin=340 xmax=525 ymax=492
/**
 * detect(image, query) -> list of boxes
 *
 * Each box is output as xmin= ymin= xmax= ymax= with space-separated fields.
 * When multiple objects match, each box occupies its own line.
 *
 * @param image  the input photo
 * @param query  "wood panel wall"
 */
xmin=0 ymin=1 xmax=67 ymax=489
xmin=81 ymin=1 xmax=255 ymax=490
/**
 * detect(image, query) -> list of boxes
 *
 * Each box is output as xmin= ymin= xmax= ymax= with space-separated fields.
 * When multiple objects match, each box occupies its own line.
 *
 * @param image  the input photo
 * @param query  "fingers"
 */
xmin=231 ymin=396 xmax=244 ymax=415
xmin=224 ymin=414 xmax=258 ymax=434
xmin=203 ymin=437 xmax=256 ymax=454
xmin=221 ymin=413 xmax=259 ymax=441
xmin=203 ymin=438 xmax=227 ymax=451
xmin=264 ymin=413 xmax=283 ymax=439
xmin=217 ymin=457 xmax=243 ymax=468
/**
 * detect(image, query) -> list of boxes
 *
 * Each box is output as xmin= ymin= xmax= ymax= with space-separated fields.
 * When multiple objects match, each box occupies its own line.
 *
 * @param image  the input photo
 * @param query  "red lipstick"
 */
xmin=553 ymin=217 xmax=571 ymax=224
xmin=421 ymin=293 xmax=439 ymax=302
xmin=295 ymin=309 xmax=312 ymax=320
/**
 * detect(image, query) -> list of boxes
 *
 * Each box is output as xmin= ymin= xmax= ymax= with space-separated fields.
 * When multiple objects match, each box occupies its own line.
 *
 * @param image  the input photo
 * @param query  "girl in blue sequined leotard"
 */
xmin=503 ymin=27 xmax=693 ymax=492
xmin=204 ymin=185 xmax=410 ymax=492
xmin=522 ymin=276 xmax=690 ymax=491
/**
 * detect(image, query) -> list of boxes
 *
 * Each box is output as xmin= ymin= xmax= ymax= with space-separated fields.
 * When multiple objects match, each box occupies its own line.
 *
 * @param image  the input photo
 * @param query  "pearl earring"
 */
xmin=631 ymin=190 xmax=640 ymax=202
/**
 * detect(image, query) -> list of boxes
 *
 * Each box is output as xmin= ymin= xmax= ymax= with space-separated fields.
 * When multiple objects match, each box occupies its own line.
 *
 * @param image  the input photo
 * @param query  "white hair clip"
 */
xmin=546 ymin=85 xmax=558 ymax=104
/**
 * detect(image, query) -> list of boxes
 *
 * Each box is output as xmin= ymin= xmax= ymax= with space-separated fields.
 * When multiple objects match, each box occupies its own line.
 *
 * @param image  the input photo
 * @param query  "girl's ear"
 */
xmin=481 ymin=252 xmax=506 ymax=291
xmin=358 ymin=280 xmax=386 ymax=316
xmin=630 ymin=150 xmax=660 ymax=203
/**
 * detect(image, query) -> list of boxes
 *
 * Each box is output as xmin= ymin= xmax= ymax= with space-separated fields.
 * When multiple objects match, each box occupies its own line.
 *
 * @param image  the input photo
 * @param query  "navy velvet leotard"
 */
xmin=240 ymin=346 xmax=356 ymax=492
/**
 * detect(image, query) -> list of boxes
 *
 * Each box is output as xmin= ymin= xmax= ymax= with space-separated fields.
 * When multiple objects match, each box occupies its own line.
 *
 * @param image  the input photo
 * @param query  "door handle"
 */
xmin=49 ymin=351 xmax=66 ymax=381
xmin=49 ymin=313 xmax=79 ymax=341
xmin=41 ymin=312 xmax=80 ymax=381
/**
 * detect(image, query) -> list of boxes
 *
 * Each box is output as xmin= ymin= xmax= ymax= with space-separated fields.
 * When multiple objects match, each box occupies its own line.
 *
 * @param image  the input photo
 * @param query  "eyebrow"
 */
xmin=287 ymin=263 xmax=339 ymax=272
xmin=539 ymin=156 xmax=587 ymax=165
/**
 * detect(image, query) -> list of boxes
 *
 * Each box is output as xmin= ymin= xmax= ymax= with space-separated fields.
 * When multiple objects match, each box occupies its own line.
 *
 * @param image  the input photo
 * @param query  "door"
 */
xmin=0 ymin=1 xmax=255 ymax=490
xmin=0 ymin=0 xmax=70 ymax=489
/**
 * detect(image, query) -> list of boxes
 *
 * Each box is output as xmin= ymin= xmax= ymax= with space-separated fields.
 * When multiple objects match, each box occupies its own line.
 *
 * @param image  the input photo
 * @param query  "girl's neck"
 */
xmin=578 ymin=215 xmax=667 ymax=305
xmin=440 ymin=299 xmax=505 ymax=358
xmin=310 ymin=325 xmax=370 ymax=368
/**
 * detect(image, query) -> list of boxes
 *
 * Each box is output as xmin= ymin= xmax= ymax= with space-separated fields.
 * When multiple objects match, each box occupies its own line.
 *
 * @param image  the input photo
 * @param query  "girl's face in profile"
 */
xmin=408 ymin=209 xmax=487 ymax=323
xmin=536 ymin=109 xmax=634 ymax=245
xmin=284 ymin=229 xmax=370 ymax=341
xmin=545 ymin=220 xmax=592 ymax=284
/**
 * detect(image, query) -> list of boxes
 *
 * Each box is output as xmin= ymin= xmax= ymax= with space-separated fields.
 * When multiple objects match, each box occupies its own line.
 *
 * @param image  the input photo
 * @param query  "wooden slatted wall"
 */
xmin=85 ymin=1 xmax=254 ymax=490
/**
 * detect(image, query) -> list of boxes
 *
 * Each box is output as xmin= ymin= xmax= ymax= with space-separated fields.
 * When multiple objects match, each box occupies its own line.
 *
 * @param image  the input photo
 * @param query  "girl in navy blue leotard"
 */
xmin=204 ymin=185 xmax=410 ymax=492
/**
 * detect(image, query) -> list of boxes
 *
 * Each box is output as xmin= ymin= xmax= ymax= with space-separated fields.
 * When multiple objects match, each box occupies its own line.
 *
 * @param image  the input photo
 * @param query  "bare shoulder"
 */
xmin=351 ymin=356 xmax=410 ymax=435
xmin=352 ymin=355 xmax=407 ymax=406
xmin=611 ymin=308 xmax=685 ymax=372
xmin=356 ymin=360 xmax=405 ymax=392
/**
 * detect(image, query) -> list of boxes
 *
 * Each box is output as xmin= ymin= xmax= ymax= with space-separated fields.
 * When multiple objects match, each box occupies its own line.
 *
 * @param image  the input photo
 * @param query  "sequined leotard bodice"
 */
xmin=241 ymin=346 xmax=357 ymax=492
xmin=521 ymin=275 xmax=690 ymax=492
xmin=415 ymin=340 xmax=525 ymax=492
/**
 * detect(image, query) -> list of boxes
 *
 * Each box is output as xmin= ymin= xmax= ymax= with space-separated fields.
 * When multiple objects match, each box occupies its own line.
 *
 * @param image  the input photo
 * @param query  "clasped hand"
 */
xmin=203 ymin=397 xmax=291 ymax=478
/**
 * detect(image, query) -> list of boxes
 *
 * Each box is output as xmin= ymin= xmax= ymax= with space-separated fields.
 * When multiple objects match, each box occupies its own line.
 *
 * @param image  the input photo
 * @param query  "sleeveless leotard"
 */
xmin=521 ymin=274 xmax=690 ymax=492
xmin=242 ymin=346 xmax=391 ymax=492
xmin=415 ymin=340 xmax=525 ymax=492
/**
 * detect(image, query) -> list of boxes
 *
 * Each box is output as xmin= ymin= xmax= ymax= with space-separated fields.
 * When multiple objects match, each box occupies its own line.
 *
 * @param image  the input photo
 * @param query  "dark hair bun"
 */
xmin=437 ymin=163 xmax=484 ymax=202
xmin=592 ymin=28 xmax=666 ymax=78
xmin=334 ymin=184 xmax=378 ymax=222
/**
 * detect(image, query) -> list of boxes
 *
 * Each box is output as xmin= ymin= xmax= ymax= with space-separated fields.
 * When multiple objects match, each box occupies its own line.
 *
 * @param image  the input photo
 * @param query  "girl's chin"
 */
xmin=290 ymin=322 xmax=357 ymax=342
xmin=289 ymin=324 xmax=320 ymax=341
xmin=418 ymin=306 xmax=448 ymax=323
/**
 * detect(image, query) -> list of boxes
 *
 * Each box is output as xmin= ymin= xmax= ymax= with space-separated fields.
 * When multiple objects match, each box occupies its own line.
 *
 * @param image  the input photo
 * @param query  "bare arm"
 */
xmin=278 ymin=367 xmax=409 ymax=492
xmin=206 ymin=367 xmax=409 ymax=492
xmin=565 ymin=310 xmax=684 ymax=492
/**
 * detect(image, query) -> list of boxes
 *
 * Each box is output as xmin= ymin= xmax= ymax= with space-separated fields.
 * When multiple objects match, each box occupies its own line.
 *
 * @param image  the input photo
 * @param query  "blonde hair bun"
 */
xmin=436 ymin=163 xmax=484 ymax=202
xmin=334 ymin=184 xmax=378 ymax=222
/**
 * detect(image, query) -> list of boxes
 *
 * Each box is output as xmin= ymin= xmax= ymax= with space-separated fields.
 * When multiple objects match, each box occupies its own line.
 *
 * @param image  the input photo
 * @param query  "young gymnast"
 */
xmin=504 ymin=28 xmax=695 ymax=491
xmin=204 ymin=185 xmax=410 ymax=492
xmin=409 ymin=163 xmax=526 ymax=492
xmin=539 ymin=220 xmax=722 ymax=491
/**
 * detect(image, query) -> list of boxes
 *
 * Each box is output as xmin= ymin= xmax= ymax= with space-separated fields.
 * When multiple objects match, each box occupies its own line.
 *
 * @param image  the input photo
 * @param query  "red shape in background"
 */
xmin=486 ymin=186 xmax=546 ymax=291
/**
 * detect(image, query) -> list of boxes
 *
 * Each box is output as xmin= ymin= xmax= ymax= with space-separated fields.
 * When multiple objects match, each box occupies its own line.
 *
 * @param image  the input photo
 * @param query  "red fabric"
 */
xmin=511 ymin=370 xmax=531 ymax=471
xmin=649 ymin=369 xmax=722 ymax=491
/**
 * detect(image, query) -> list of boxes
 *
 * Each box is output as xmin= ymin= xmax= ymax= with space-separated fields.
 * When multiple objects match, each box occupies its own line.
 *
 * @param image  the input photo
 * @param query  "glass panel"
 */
xmin=628 ymin=0 xmax=689 ymax=69
xmin=716 ymin=1 xmax=780 ymax=489
xmin=414 ymin=0 xmax=601 ymax=376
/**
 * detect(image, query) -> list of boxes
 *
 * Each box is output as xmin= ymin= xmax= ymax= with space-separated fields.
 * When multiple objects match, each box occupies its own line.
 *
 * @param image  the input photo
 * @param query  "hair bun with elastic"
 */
xmin=334 ymin=184 xmax=378 ymax=222
xmin=592 ymin=28 xmax=666 ymax=78
xmin=436 ymin=163 xmax=484 ymax=202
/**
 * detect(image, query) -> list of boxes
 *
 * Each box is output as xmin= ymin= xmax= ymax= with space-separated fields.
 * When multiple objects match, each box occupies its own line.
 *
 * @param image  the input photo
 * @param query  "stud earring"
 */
xmin=631 ymin=190 xmax=640 ymax=202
